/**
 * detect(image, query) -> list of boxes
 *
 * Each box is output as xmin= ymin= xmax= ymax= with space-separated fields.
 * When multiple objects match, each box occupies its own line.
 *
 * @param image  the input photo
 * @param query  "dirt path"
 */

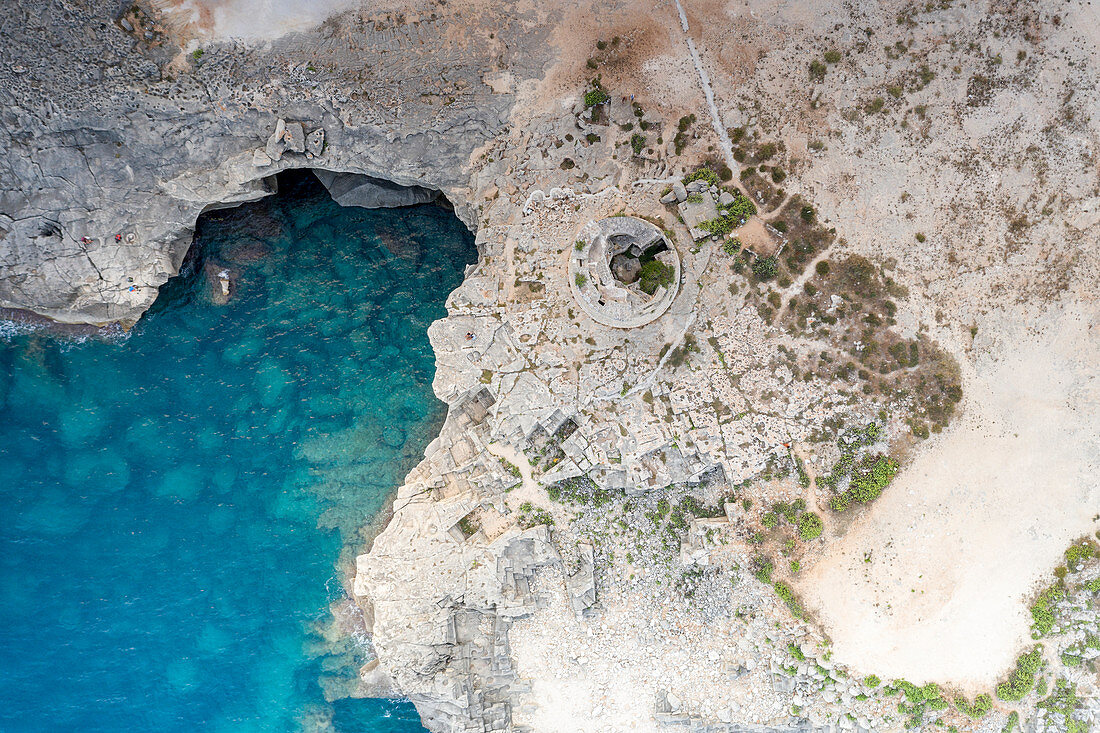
xmin=797 ymin=302 xmax=1100 ymax=690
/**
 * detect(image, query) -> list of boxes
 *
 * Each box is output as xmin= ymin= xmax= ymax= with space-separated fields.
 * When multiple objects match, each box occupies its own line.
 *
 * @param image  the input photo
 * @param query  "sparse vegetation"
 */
xmin=516 ymin=502 xmax=554 ymax=529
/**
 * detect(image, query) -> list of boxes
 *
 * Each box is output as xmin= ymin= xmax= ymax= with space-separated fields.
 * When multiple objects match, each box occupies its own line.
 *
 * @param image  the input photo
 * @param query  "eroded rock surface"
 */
xmin=0 ymin=0 xmax=550 ymax=326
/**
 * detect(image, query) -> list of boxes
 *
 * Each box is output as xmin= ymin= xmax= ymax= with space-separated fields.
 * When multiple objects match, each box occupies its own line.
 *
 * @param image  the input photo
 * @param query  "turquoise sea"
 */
xmin=0 ymin=172 xmax=476 ymax=731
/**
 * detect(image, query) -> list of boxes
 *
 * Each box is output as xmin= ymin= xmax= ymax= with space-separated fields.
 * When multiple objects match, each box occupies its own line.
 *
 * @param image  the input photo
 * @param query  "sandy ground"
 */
xmin=800 ymin=301 xmax=1100 ymax=689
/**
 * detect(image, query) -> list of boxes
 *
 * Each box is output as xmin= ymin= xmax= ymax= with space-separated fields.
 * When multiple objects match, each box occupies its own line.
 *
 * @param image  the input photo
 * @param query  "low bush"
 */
xmin=683 ymin=167 xmax=721 ymax=187
xmin=1065 ymin=540 xmax=1095 ymax=570
xmin=639 ymin=260 xmax=675 ymax=295
xmin=996 ymin=646 xmax=1043 ymax=701
xmin=774 ymin=581 xmax=806 ymax=619
xmin=955 ymin=693 xmax=992 ymax=719
xmin=752 ymin=255 xmax=779 ymax=281
xmin=798 ymin=512 xmax=823 ymax=540
xmin=751 ymin=556 xmax=773 ymax=583
xmin=1030 ymin=586 xmax=1064 ymax=637
xmin=584 ymin=88 xmax=609 ymax=107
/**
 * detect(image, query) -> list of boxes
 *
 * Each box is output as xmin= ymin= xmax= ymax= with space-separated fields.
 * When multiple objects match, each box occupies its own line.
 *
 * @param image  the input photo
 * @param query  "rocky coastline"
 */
xmin=4 ymin=2 xmax=1099 ymax=733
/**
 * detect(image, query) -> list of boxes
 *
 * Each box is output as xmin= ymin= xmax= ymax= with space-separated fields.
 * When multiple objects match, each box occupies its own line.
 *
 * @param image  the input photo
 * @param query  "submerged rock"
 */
xmin=202 ymin=261 xmax=235 ymax=305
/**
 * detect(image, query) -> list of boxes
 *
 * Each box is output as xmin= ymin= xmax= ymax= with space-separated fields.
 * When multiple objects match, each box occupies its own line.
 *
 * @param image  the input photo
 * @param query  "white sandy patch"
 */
xmin=154 ymin=0 xmax=365 ymax=40
xmin=799 ymin=302 xmax=1100 ymax=690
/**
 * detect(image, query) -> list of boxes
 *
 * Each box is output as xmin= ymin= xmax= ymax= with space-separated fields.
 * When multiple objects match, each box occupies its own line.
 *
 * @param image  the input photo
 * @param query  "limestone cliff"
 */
xmin=0 ymin=0 xmax=551 ymax=326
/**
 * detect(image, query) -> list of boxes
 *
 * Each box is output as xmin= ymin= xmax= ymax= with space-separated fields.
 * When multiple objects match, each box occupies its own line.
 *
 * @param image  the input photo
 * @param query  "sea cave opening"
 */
xmin=0 ymin=167 xmax=475 ymax=732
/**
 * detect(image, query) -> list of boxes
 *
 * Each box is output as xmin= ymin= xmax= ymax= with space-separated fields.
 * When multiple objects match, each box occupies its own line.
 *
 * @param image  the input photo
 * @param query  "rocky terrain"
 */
xmin=3 ymin=1 xmax=1099 ymax=732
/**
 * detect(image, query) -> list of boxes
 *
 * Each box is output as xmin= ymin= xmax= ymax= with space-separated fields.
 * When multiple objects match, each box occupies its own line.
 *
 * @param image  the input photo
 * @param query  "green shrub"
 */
xmin=751 ymin=556 xmax=773 ymax=583
xmin=847 ymin=454 xmax=898 ymax=503
xmin=1030 ymin=586 xmax=1064 ymax=637
xmin=798 ymin=512 xmax=823 ymax=540
xmin=1065 ymin=540 xmax=1095 ymax=570
xmin=773 ymin=581 xmax=805 ymax=618
xmin=639 ymin=260 xmax=675 ymax=295
xmin=824 ymin=49 xmax=842 ymax=63
xmin=575 ymin=272 xmax=587 ymax=288
xmin=752 ymin=256 xmax=779 ymax=281
xmin=683 ymin=167 xmax=721 ymax=187
xmin=584 ymin=88 xmax=609 ymax=107
xmin=955 ymin=693 xmax=992 ymax=718
xmin=630 ymin=133 xmax=646 ymax=155
xmin=809 ymin=59 xmax=826 ymax=81
xmin=762 ymin=512 xmax=778 ymax=528
xmin=995 ymin=646 xmax=1043 ymax=701
xmin=723 ymin=193 xmax=757 ymax=221
xmin=722 ymin=238 xmax=742 ymax=256
xmin=864 ymin=674 xmax=881 ymax=688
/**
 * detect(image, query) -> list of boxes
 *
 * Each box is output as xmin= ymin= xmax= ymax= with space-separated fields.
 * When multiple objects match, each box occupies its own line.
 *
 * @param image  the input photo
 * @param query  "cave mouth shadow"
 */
xmin=150 ymin=168 xmax=471 ymax=320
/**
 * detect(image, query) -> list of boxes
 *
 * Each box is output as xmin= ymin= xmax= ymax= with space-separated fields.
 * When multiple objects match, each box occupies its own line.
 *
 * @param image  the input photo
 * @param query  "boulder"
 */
xmin=251 ymin=149 xmax=272 ymax=167
xmin=264 ymin=119 xmax=287 ymax=161
xmin=283 ymin=122 xmax=305 ymax=153
xmin=719 ymin=190 xmax=735 ymax=206
xmin=672 ymin=181 xmax=687 ymax=202
xmin=565 ymin=542 xmax=596 ymax=617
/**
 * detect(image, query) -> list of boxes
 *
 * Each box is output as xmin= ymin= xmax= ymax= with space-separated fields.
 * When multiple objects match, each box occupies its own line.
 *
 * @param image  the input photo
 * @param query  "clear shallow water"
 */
xmin=0 ymin=172 xmax=475 ymax=732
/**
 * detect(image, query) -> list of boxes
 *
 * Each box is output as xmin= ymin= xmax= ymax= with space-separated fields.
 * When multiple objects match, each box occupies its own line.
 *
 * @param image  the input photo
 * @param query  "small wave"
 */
xmin=0 ymin=319 xmax=44 ymax=341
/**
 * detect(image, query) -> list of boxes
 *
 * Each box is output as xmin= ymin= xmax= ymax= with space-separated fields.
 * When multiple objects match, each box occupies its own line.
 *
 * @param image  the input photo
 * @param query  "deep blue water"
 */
xmin=0 ymin=172 xmax=476 ymax=732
